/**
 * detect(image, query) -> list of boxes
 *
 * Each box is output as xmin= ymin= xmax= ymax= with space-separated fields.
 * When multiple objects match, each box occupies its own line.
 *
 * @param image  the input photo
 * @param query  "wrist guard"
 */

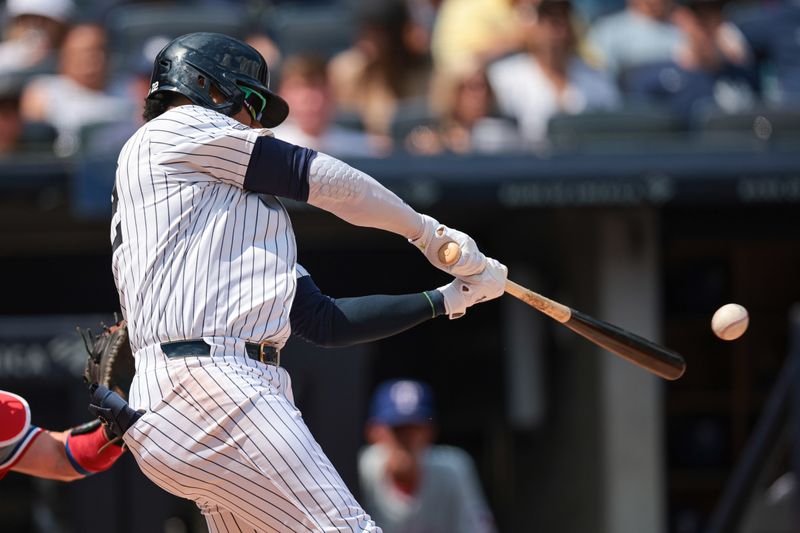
xmin=65 ymin=420 xmax=124 ymax=476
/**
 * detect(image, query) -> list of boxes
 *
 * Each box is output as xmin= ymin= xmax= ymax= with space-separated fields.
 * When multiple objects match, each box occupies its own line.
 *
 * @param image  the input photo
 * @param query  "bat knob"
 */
xmin=438 ymin=242 xmax=461 ymax=266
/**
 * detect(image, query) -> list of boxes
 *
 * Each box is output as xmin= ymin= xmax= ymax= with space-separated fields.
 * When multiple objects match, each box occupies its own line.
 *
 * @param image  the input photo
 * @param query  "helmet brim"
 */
xmin=261 ymin=91 xmax=289 ymax=129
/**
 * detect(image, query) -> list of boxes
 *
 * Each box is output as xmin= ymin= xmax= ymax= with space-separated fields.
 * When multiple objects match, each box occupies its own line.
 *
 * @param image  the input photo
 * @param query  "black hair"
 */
xmin=143 ymin=92 xmax=181 ymax=122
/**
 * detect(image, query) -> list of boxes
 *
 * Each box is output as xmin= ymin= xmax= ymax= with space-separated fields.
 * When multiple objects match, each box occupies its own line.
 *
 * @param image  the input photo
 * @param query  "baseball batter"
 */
xmin=113 ymin=32 xmax=507 ymax=532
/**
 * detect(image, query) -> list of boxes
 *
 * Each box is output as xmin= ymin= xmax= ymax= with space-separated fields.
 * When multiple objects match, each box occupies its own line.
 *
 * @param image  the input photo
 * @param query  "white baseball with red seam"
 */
xmin=711 ymin=303 xmax=749 ymax=341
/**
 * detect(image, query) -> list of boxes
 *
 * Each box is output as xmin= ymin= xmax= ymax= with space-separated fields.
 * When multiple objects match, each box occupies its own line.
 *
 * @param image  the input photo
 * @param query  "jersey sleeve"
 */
xmin=243 ymin=136 xmax=316 ymax=200
xmin=296 ymin=263 xmax=310 ymax=279
xmin=446 ymin=448 xmax=498 ymax=533
xmin=150 ymin=106 xmax=267 ymax=188
xmin=152 ymin=106 xmax=318 ymax=198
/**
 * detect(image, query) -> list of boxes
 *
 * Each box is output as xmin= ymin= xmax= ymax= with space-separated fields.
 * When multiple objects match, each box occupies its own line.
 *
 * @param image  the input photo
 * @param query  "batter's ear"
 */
xmin=206 ymin=78 xmax=226 ymax=105
xmin=207 ymin=81 xmax=243 ymax=117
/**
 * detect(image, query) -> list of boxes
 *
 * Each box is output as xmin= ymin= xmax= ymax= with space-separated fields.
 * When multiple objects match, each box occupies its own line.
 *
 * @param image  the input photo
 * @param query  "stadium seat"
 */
xmin=546 ymin=108 xmax=684 ymax=151
xmin=389 ymin=96 xmax=436 ymax=144
xmin=17 ymin=122 xmax=57 ymax=154
xmin=332 ymin=110 xmax=365 ymax=132
xmin=261 ymin=2 xmax=355 ymax=59
xmin=698 ymin=107 xmax=800 ymax=145
xmin=77 ymin=120 xmax=137 ymax=157
xmin=105 ymin=4 xmax=251 ymax=74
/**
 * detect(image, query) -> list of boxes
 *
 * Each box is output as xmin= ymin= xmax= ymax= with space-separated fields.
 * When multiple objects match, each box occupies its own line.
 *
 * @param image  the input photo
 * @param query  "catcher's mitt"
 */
xmin=79 ymin=318 xmax=135 ymax=401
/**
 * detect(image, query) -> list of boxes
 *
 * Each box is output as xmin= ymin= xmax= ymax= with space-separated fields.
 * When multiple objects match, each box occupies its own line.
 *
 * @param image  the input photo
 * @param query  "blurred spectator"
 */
xmin=91 ymin=0 xmax=249 ymax=15
xmin=273 ymin=55 xmax=379 ymax=158
xmin=587 ymin=0 xmax=684 ymax=75
xmin=571 ymin=0 xmax=626 ymax=21
xmin=20 ymin=23 xmax=134 ymax=156
xmin=359 ymin=379 xmax=496 ymax=533
xmin=407 ymin=0 xmax=442 ymax=38
xmin=328 ymin=0 xmax=433 ymax=142
xmin=247 ymin=33 xmax=283 ymax=77
xmin=0 ymin=73 xmax=56 ymax=156
xmin=620 ymin=0 xmax=756 ymax=119
xmin=487 ymin=0 xmax=620 ymax=146
xmin=430 ymin=0 xmax=524 ymax=74
xmin=734 ymin=2 xmax=800 ymax=105
xmin=0 ymin=75 xmax=25 ymax=156
xmin=405 ymin=60 xmax=520 ymax=154
xmin=0 ymin=0 xmax=73 ymax=75
xmin=672 ymin=0 xmax=749 ymax=72
xmin=80 ymin=40 xmax=157 ymax=156
xmin=115 ymin=39 xmax=159 ymax=112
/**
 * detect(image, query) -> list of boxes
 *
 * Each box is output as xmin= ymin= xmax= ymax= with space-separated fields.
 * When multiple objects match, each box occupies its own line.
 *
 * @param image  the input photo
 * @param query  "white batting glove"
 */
xmin=410 ymin=215 xmax=486 ymax=278
xmin=437 ymin=258 xmax=508 ymax=319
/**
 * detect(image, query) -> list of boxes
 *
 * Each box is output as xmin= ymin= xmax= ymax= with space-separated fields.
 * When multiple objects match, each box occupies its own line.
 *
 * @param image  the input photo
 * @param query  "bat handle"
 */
xmin=438 ymin=242 xmax=461 ymax=266
xmin=438 ymin=245 xmax=572 ymax=320
xmin=505 ymin=279 xmax=572 ymax=323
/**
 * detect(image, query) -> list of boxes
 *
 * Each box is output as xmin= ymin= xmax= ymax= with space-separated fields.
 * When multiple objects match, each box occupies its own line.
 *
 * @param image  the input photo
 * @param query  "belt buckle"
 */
xmin=258 ymin=340 xmax=280 ymax=366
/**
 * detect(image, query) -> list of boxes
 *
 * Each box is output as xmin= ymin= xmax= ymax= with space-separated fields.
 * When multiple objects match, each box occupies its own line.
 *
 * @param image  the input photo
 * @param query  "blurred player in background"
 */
xmin=0 ymin=74 xmax=26 ymax=157
xmin=0 ymin=390 xmax=124 ymax=481
xmin=359 ymin=379 xmax=497 ymax=533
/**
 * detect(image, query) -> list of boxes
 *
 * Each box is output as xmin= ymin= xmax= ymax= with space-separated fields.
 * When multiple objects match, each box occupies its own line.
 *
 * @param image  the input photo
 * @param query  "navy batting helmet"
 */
xmin=147 ymin=32 xmax=289 ymax=128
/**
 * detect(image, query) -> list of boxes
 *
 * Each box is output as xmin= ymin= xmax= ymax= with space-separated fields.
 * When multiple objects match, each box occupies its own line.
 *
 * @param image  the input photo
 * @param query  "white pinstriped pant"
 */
xmin=124 ymin=343 xmax=380 ymax=533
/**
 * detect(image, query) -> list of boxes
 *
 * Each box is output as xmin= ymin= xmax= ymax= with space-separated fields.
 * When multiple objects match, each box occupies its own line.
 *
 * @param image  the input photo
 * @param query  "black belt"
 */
xmin=160 ymin=340 xmax=280 ymax=366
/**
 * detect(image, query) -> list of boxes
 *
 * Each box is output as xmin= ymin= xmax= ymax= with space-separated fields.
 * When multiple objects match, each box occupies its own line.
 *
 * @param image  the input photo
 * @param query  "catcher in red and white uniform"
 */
xmin=0 ymin=389 xmax=125 ymax=481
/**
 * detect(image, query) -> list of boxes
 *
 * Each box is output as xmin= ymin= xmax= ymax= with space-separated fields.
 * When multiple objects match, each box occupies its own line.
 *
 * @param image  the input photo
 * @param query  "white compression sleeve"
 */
xmin=307 ymin=152 xmax=425 ymax=239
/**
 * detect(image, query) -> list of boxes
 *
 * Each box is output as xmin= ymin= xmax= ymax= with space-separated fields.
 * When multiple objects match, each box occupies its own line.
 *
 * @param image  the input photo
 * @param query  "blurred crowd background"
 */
xmin=1 ymin=1 xmax=800 ymax=533
xmin=1 ymin=0 xmax=799 ymax=160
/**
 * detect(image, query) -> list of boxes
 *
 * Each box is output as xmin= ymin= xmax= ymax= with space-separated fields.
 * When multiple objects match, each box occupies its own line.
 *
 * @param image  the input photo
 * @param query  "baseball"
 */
xmin=711 ymin=303 xmax=749 ymax=341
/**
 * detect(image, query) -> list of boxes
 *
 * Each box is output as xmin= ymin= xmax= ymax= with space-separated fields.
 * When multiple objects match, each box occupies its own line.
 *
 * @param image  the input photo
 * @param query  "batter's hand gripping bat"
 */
xmin=439 ymin=243 xmax=686 ymax=380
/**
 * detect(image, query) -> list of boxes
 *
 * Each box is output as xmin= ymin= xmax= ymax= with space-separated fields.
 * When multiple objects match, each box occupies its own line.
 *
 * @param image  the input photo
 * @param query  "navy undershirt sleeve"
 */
xmin=289 ymin=274 xmax=446 ymax=348
xmin=243 ymin=136 xmax=316 ymax=201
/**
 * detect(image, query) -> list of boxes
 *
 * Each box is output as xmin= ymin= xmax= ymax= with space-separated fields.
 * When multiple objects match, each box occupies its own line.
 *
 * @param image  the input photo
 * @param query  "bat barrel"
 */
xmin=437 ymin=243 xmax=687 ymax=380
xmin=565 ymin=309 xmax=686 ymax=380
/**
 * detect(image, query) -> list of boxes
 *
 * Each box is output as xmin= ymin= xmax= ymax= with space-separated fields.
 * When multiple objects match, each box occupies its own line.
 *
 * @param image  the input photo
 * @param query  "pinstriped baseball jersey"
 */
xmin=114 ymin=103 xmax=381 ymax=532
xmin=126 ymin=347 xmax=377 ymax=532
xmin=112 ymin=105 xmax=297 ymax=353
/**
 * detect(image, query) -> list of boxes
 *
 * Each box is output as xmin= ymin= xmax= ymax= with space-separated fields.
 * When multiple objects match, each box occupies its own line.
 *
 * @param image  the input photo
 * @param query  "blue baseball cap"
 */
xmin=369 ymin=379 xmax=435 ymax=426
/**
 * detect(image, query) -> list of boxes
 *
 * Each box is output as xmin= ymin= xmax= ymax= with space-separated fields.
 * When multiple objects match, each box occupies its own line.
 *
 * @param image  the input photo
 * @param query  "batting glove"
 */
xmin=437 ymin=258 xmax=508 ymax=319
xmin=410 ymin=215 xmax=486 ymax=278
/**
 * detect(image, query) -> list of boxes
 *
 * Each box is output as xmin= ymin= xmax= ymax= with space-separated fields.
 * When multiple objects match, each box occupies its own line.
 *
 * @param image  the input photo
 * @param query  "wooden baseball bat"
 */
xmin=438 ymin=243 xmax=686 ymax=380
